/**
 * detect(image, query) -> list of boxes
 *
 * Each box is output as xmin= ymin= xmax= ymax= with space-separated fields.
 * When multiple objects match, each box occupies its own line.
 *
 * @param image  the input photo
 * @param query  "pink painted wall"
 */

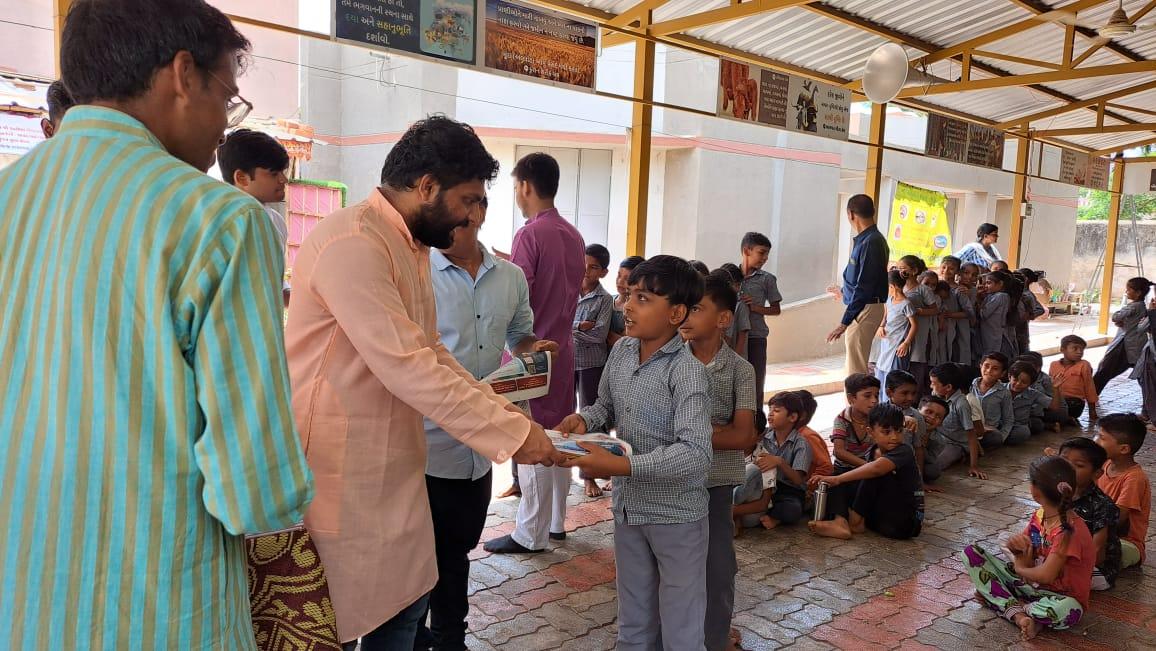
xmin=286 ymin=181 xmax=343 ymax=267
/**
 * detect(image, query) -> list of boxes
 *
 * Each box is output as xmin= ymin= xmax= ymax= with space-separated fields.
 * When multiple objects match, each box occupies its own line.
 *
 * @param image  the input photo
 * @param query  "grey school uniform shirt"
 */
xmin=740 ymin=268 xmax=782 ymax=339
xmin=971 ymin=378 xmax=1013 ymax=439
xmin=940 ymin=390 xmax=977 ymax=449
xmin=694 ymin=342 xmax=757 ymax=488
xmin=1011 ymin=387 xmax=1050 ymax=426
xmin=581 ymin=335 xmax=713 ymax=525
xmin=1107 ymin=300 xmax=1151 ymax=364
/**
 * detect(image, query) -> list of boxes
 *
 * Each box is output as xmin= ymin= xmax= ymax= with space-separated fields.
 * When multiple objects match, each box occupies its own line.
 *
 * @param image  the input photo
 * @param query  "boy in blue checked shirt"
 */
xmin=559 ymin=255 xmax=713 ymax=651
xmin=679 ymin=271 xmax=758 ymax=651
xmin=738 ymin=232 xmax=782 ymax=407
xmin=574 ymin=244 xmax=617 ymax=498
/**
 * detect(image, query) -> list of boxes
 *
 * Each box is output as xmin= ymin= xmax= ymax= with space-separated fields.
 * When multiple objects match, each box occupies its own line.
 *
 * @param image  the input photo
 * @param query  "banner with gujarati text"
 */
xmin=887 ymin=182 xmax=952 ymax=267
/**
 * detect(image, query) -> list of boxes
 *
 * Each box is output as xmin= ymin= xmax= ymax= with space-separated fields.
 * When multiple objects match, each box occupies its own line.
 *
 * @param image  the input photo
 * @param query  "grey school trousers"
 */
xmin=705 ymin=486 xmax=738 ymax=651
xmin=615 ymin=517 xmax=708 ymax=651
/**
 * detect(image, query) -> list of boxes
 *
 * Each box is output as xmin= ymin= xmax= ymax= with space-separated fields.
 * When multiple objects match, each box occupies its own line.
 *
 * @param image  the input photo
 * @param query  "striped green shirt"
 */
xmin=0 ymin=107 xmax=313 ymax=649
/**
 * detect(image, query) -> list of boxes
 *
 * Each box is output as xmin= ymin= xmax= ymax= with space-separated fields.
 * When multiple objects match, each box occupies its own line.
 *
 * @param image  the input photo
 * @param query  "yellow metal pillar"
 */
xmin=864 ymin=103 xmax=886 ymax=203
xmin=1098 ymin=160 xmax=1125 ymax=334
xmin=625 ymin=36 xmax=655 ymax=257
xmin=54 ymin=0 xmax=72 ymax=76
xmin=1006 ymin=133 xmax=1031 ymax=267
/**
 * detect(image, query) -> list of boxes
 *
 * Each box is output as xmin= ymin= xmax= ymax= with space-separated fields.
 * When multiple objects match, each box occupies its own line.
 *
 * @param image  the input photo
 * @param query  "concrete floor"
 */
xmin=466 ymin=344 xmax=1156 ymax=650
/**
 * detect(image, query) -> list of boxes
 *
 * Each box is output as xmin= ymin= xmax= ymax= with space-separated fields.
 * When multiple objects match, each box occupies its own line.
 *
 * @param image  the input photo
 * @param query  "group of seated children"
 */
xmin=963 ymin=413 xmax=1150 ymax=641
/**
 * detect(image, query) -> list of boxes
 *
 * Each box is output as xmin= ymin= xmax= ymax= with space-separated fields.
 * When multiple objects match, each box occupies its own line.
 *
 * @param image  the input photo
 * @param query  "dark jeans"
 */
xmin=576 ymin=366 xmax=604 ymax=409
xmin=344 ymin=592 xmax=430 ymax=651
xmin=1065 ymin=397 xmax=1087 ymax=419
xmin=768 ymin=483 xmax=805 ymax=525
xmin=749 ymin=337 xmax=767 ymax=411
xmin=1093 ymin=345 xmax=1131 ymax=395
xmin=414 ymin=472 xmax=493 ymax=651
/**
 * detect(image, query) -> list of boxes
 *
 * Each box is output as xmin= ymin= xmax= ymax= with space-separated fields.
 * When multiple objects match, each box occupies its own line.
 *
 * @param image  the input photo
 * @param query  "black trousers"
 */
xmin=414 ymin=471 xmax=493 ymax=651
xmin=1093 ymin=345 xmax=1132 ymax=395
xmin=576 ymin=366 xmax=604 ymax=409
xmin=749 ymin=337 xmax=768 ymax=410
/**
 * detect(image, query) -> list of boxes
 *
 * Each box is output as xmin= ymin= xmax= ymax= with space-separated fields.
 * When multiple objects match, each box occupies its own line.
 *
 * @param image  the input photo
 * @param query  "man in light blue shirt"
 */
xmin=418 ymin=201 xmax=557 ymax=649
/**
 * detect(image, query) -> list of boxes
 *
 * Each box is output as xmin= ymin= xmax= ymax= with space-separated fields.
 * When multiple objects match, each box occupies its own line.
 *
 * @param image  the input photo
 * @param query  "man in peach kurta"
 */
xmin=285 ymin=116 xmax=560 ymax=649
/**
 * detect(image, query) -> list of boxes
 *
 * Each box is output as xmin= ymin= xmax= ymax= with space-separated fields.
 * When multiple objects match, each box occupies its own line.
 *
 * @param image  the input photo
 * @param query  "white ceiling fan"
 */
xmin=1032 ymin=0 xmax=1156 ymax=41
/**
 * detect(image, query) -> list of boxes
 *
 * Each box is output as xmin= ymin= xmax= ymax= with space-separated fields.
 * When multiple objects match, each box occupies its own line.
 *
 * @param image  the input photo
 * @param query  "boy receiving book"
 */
xmin=560 ymin=255 xmax=713 ymax=650
xmin=679 ymin=270 xmax=758 ymax=651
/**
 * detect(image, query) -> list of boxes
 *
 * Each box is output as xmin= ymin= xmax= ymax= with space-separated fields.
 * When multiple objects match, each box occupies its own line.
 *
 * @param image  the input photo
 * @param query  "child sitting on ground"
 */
xmin=1057 ymin=437 xmax=1122 ymax=591
xmin=962 ymin=456 xmax=1094 ymax=641
xmin=885 ymin=370 xmax=931 ymax=481
xmin=1050 ymin=335 xmax=1100 ymax=423
xmin=807 ymin=403 xmax=924 ymax=540
xmin=830 ymin=374 xmax=881 ymax=473
xmin=1018 ymin=352 xmax=1054 ymax=399
xmin=1095 ymin=413 xmax=1151 ymax=570
xmin=1008 ymin=361 xmax=1050 ymax=441
xmin=733 ymin=392 xmax=812 ymax=531
xmin=795 ymin=390 xmax=834 ymax=481
xmin=973 ymin=352 xmax=1015 ymax=445
xmin=919 ymin=395 xmax=949 ymax=483
xmin=931 ymin=363 xmax=987 ymax=479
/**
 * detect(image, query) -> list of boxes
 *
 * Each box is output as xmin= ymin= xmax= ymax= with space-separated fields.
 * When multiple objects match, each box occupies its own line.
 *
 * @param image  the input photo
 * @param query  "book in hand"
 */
xmin=483 ymin=351 xmax=552 ymax=402
xmin=547 ymin=431 xmax=632 ymax=459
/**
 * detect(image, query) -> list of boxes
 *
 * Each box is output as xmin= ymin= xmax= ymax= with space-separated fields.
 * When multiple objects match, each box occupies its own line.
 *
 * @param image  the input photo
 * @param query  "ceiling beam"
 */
xmin=1107 ymin=102 xmax=1156 ymax=118
xmin=993 ymin=78 xmax=1156 ymax=129
xmin=1092 ymin=135 xmax=1156 ymax=156
xmin=914 ymin=0 xmax=1112 ymax=67
xmin=806 ymin=3 xmax=1138 ymax=127
xmin=599 ymin=0 xmax=670 ymax=45
xmin=603 ymin=0 xmax=813 ymax=48
xmin=515 ymin=0 xmax=1098 ymax=153
xmin=1032 ymin=122 xmax=1156 ymax=137
xmin=649 ymin=0 xmax=813 ymax=36
xmin=896 ymin=59 xmax=1156 ymax=97
xmin=1002 ymin=0 xmax=1148 ymax=64
xmin=971 ymin=49 xmax=1064 ymax=70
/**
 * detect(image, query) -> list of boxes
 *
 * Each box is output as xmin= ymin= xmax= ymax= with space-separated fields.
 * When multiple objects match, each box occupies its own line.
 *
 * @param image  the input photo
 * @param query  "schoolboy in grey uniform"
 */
xmin=559 ymin=255 xmax=713 ymax=651
xmin=680 ymin=271 xmax=758 ymax=651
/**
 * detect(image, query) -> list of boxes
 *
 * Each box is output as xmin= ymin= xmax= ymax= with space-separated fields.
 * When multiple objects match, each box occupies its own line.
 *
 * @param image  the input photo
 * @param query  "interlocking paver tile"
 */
xmin=459 ymin=352 xmax=1156 ymax=649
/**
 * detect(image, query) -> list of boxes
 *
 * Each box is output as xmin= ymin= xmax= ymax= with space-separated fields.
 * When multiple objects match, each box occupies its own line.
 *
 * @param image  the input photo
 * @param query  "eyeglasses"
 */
xmin=205 ymin=69 xmax=253 ymax=128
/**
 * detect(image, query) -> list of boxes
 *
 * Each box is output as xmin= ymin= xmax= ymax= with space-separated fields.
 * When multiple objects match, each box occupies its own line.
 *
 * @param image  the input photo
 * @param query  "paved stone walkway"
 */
xmin=463 ymin=361 xmax=1155 ymax=650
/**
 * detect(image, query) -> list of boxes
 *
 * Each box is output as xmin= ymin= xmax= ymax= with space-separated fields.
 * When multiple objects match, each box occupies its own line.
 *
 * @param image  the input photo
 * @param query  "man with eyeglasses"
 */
xmin=0 ymin=1 xmax=312 ymax=649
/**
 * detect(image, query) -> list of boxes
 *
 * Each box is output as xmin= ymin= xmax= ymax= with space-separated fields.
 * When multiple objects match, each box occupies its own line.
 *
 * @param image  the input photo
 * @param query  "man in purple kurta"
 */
xmin=485 ymin=153 xmax=586 ymax=554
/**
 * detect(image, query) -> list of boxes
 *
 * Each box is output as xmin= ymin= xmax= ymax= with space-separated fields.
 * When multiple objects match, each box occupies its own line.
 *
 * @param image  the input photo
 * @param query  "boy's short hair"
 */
xmin=930 ymin=363 xmax=965 ymax=393
xmin=1061 ymin=334 xmax=1088 ymax=349
xmin=847 ymin=194 xmax=875 ymax=220
xmin=981 ymin=351 xmax=1009 ymax=371
xmin=919 ymin=395 xmax=950 ymax=414
xmin=1008 ymin=361 xmax=1039 ymax=383
xmin=868 ymin=403 xmax=905 ymax=430
xmin=46 ymin=80 xmax=75 ymax=124
xmin=741 ymin=232 xmax=772 ymax=250
xmin=702 ymin=271 xmax=738 ymax=313
xmin=217 ymin=128 xmax=290 ymax=186
xmin=1015 ymin=352 xmax=1044 ymax=370
xmin=717 ymin=263 xmax=743 ymax=285
xmin=768 ymin=391 xmax=805 ymax=418
xmin=619 ymin=255 xmax=646 ymax=271
xmin=885 ymin=369 xmax=917 ymax=392
xmin=940 ymin=255 xmax=961 ymax=269
xmin=512 ymin=152 xmax=560 ymax=199
xmin=1059 ymin=436 xmax=1108 ymax=469
xmin=688 ymin=260 xmax=710 ymax=276
xmin=1099 ymin=413 xmax=1147 ymax=453
xmin=627 ymin=255 xmax=704 ymax=311
xmin=585 ymin=244 xmax=611 ymax=269
xmin=844 ymin=372 xmax=880 ymax=397
xmin=796 ymin=390 xmax=818 ymax=428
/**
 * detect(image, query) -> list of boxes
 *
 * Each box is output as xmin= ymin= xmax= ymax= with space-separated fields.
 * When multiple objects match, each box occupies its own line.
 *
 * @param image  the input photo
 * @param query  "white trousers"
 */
xmin=511 ymin=464 xmax=571 ymax=550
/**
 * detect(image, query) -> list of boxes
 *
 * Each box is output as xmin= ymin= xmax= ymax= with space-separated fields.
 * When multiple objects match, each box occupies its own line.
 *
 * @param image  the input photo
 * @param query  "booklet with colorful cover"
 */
xmin=483 ymin=351 xmax=551 ymax=402
xmin=547 ymin=431 xmax=632 ymax=458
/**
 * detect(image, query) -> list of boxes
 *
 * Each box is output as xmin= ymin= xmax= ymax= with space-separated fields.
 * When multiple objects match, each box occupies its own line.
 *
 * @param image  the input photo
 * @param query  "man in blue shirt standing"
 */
xmin=418 ymin=199 xmax=557 ymax=650
xmin=827 ymin=194 xmax=890 ymax=375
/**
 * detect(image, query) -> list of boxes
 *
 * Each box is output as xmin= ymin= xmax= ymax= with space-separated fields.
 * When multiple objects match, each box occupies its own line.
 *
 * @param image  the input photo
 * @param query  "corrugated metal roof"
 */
xmin=586 ymin=0 xmax=1156 ymax=152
